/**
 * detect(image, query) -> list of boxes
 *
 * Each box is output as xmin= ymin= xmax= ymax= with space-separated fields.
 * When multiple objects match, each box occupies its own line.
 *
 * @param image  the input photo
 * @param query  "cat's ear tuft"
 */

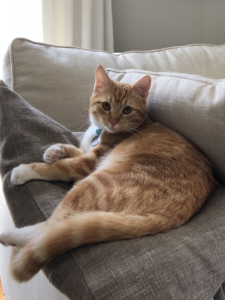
xmin=133 ymin=75 xmax=151 ymax=100
xmin=94 ymin=65 xmax=111 ymax=92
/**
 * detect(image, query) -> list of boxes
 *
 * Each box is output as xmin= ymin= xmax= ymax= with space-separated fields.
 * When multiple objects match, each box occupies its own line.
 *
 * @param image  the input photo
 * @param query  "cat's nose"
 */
xmin=110 ymin=119 xmax=118 ymax=127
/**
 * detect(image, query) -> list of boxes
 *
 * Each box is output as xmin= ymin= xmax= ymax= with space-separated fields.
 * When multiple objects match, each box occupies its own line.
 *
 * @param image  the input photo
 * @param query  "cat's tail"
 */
xmin=10 ymin=211 xmax=183 ymax=282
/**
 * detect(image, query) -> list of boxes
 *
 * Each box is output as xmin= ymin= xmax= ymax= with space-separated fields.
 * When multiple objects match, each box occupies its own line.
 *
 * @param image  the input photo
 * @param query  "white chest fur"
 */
xmin=80 ymin=124 xmax=99 ymax=153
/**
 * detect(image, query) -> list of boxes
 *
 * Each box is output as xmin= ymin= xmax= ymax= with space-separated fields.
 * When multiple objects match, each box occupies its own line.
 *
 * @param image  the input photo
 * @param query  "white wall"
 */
xmin=112 ymin=0 xmax=225 ymax=52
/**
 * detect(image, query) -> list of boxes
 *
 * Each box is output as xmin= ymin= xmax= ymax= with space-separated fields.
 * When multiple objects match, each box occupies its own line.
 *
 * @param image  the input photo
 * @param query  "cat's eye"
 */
xmin=123 ymin=106 xmax=132 ymax=115
xmin=102 ymin=102 xmax=111 ymax=111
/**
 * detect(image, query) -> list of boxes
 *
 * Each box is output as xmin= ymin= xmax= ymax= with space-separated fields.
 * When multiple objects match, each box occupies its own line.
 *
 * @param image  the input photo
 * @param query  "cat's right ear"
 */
xmin=94 ymin=65 xmax=111 ymax=92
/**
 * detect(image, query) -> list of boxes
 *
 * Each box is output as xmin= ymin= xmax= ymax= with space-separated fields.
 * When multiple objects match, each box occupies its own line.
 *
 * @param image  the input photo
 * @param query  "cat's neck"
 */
xmin=136 ymin=116 xmax=153 ymax=130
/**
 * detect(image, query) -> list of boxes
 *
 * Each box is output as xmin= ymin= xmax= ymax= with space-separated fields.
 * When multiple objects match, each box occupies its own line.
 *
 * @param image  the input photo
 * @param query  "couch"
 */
xmin=1 ymin=38 xmax=225 ymax=300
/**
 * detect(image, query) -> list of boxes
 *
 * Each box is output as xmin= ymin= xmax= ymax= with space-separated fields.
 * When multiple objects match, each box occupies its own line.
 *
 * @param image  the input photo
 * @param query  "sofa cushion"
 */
xmin=106 ymin=68 xmax=225 ymax=184
xmin=1 ymin=81 xmax=225 ymax=300
xmin=0 ymin=80 xmax=92 ymax=299
xmin=3 ymin=38 xmax=225 ymax=131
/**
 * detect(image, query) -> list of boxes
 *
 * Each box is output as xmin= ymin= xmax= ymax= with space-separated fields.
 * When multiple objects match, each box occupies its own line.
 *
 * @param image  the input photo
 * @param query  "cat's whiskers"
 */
xmin=75 ymin=107 xmax=92 ymax=130
xmin=76 ymin=116 xmax=90 ymax=131
xmin=123 ymin=127 xmax=139 ymax=139
xmin=129 ymin=124 xmax=150 ymax=135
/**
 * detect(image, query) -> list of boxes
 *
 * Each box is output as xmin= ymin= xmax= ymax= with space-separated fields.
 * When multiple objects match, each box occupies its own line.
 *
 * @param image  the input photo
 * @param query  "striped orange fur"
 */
xmin=2 ymin=65 xmax=218 ymax=282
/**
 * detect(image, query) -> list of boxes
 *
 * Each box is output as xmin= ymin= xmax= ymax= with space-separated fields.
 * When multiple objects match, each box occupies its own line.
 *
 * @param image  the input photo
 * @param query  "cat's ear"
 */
xmin=133 ymin=75 xmax=151 ymax=100
xmin=94 ymin=65 xmax=111 ymax=92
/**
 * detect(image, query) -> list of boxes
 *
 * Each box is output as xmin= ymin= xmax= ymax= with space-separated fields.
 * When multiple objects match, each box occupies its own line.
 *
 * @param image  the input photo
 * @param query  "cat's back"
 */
xmin=94 ymin=121 xmax=217 ymax=219
xmin=114 ymin=121 xmax=202 ymax=163
xmin=99 ymin=120 xmax=215 ymax=187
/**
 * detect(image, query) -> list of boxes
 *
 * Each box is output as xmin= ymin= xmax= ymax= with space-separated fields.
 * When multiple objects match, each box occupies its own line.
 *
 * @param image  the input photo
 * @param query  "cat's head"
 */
xmin=90 ymin=65 xmax=151 ymax=133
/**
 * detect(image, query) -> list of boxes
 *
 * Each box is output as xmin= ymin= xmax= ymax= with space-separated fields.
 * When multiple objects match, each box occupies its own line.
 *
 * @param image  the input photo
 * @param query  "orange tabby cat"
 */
xmin=0 ymin=65 xmax=217 ymax=282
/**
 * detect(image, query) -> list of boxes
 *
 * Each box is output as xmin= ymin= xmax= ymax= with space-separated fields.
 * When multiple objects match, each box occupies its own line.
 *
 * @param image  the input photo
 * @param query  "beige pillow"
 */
xmin=3 ymin=38 xmax=225 ymax=131
xmin=106 ymin=68 xmax=225 ymax=184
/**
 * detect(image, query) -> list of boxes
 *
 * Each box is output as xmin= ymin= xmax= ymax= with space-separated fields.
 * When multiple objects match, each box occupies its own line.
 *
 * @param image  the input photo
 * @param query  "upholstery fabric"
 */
xmin=214 ymin=282 xmax=225 ymax=300
xmin=3 ymin=38 xmax=225 ymax=131
xmin=1 ymin=80 xmax=225 ymax=299
xmin=106 ymin=68 xmax=225 ymax=184
xmin=0 ymin=80 xmax=91 ymax=299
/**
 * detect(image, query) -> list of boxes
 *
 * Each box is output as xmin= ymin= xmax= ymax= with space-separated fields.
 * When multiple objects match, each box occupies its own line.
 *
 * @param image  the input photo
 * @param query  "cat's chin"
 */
xmin=105 ymin=127 xmax=119 ymax=134
xmin=105 ymin=127 xmax=132 ymax=134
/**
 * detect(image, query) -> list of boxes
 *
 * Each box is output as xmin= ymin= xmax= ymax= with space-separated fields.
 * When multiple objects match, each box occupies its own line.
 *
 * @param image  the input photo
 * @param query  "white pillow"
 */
xmin=106 ymin=68 xmax=225 ymax=184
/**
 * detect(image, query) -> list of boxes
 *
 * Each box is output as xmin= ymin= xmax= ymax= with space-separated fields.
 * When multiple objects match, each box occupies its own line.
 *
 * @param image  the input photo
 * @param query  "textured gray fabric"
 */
xmin=0 ymin=81 xmax=92 ymax=299
xmin=214 ymin=286 xmax=225 ymax=300
xmin=107 ymin=68 xmax=225 ymax=184
xmin=1 ymin=80 xmax=225 ymax=299
xmin=4 ymin=38 xmax=225 ymax=132
xmin=214 ymin=283 xmax=225 ymax=300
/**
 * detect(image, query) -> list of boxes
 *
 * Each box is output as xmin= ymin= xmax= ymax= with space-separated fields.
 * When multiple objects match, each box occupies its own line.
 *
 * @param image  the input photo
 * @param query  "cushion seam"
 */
xmin=11 ymin=37 xmax=225 ymax=56
xmin=106 ymin=69 xmax=225 ymax=86
xmin=10 ymin=41 xmax=16 ymax=91
xmin=69 ymin=252 xmax=95 ymax=300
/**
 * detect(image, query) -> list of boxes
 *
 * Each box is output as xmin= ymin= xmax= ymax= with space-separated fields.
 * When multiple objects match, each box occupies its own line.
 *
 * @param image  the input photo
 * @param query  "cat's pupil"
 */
xmin=102 ymin=102 xmax=111 ymax=111
xmin=123 ymin=106 xmax=132 ymax=115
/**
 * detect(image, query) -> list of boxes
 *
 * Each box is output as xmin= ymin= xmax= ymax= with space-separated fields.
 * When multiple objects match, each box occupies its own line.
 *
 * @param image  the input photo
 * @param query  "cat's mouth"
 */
xmin=105 ymin=127 xmax=119 ymax=133
xmin=105 ymin=124 xmax=134 ymax=134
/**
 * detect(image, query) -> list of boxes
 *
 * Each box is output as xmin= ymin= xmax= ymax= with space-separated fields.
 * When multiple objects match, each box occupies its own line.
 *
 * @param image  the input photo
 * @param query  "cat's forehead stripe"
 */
xmin=112 ymin=84 xmax=130 ymax=104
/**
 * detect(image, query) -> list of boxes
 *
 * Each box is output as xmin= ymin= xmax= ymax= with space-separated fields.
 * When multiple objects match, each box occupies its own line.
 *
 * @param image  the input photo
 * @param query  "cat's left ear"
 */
xmin=94 ymin=64 xmax=111 ymax=92
xmin=133 ymin=75 xmax=151 ymax=100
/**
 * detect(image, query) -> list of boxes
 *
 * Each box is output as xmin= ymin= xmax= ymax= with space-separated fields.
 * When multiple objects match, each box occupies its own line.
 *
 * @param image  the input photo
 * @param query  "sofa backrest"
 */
xmin=3 ymin=38 xmax=225 ymax=131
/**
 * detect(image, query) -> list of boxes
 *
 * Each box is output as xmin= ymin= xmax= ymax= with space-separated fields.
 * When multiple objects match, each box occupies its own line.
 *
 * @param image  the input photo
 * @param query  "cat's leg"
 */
xmin=8 ymin=210 xmax=174 ymax=282
xmin=43 ymin=144 xmax=85 ymax=163
xmin=11 ymin=152 xmax=98 ymax=185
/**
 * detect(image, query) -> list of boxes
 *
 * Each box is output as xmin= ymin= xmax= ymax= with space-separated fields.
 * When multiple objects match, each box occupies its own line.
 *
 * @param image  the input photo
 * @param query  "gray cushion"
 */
xmin=1 ymin=80 xmax=225 ymax=300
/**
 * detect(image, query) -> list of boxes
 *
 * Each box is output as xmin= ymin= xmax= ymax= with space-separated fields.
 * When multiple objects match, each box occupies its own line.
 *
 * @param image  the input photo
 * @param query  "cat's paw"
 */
xmin=43 ymin=144 xmax=66 ymax=164
xmin=0 ymin=226 xmax=38 ymax=247
xmin=11 ymin=164 xmax=40 ymax=185
xmin=0 ymin=231 xmax=19 ymax=247
xmin=0 ymin=231 xmax=28 ymax=247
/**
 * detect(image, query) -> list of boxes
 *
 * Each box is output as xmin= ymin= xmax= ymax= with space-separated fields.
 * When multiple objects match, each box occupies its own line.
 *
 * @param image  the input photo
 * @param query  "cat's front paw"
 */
xmin=11 ymin=164 xmax=39 ymax=185
xmin=43 ymin=144 xmax=66 ymax=164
